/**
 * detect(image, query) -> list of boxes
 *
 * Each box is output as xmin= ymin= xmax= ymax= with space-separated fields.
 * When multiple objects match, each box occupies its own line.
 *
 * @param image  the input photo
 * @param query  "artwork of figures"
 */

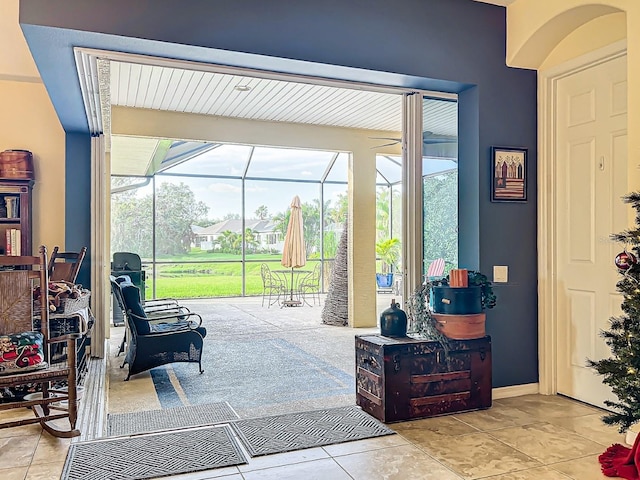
xmin=490 ymin=146 xmax=527 ymax=202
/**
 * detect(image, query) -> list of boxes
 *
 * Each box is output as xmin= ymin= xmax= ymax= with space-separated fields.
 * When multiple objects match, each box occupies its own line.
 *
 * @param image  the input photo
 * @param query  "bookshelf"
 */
xmin=0 ymin=179 xmax=33 ymax=256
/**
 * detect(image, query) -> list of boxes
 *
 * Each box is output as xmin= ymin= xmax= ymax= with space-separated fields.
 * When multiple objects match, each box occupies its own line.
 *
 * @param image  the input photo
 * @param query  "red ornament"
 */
xmin=615 ymin=250 xmax=637 ymax=271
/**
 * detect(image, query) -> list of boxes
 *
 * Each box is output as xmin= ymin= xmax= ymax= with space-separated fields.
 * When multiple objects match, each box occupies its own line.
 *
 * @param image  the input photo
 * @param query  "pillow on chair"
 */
xmin=120 ymin=284 xmax=151 ymax=335
xmin=0 ymin=331 xmax=47 ymax=375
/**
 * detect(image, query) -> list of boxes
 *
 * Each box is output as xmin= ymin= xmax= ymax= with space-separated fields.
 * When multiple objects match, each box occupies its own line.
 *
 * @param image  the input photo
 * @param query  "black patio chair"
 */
xmin=112 ymin=278 xmax=207 ymax=381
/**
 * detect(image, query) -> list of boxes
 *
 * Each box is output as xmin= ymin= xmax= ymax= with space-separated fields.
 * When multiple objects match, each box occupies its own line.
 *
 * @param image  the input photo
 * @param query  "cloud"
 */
xmin=208 ymin=183 xmax=241 ymax=193
xmin=245 ymin=185 xmax=268 ymax=193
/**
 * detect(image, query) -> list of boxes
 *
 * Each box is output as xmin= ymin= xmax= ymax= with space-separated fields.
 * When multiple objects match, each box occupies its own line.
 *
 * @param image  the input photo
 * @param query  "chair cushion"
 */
xmin=120 ymin=284 xmax=151 ymax=335
xmin=0 ymin=331 xmax=47 ymax=375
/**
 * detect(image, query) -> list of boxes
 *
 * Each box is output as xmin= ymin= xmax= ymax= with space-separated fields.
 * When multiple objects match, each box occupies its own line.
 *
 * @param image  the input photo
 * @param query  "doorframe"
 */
xmin=538 ymin=39 xmax=627 ymax=396
xmin=402 ymin=92 xmax=425 ymax=298
xmin=76 ymin=48 xmax=458 ymax=339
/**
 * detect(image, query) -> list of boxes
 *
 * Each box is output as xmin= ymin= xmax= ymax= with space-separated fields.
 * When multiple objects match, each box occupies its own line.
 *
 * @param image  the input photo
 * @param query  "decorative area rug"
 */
xmin=230 ymin=405 xmax=396 ymax=457
xmin=62 ymin=425 xmax=247 ymax=480
xmin=151 ymin=337 xmax=353 ymax=410
xmin=107 ymin=402 xmax=239 ymax=437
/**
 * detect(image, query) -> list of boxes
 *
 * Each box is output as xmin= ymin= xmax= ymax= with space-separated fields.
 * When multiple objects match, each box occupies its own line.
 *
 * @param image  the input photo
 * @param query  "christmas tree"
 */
xmin=590 ymin=192 xmax=640 ymax=433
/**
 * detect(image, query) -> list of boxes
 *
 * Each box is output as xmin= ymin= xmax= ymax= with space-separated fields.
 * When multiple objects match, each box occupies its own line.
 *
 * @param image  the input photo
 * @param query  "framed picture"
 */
xmin=490 ymin=146 xmax=527 ymax=202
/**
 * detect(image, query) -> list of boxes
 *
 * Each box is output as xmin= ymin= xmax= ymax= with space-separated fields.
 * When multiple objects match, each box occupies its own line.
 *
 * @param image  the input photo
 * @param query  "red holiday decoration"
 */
xmin=616 ymin=250 xmax=638 ymax=271
xmin=599 ymin=434 xmax=640 ymax=479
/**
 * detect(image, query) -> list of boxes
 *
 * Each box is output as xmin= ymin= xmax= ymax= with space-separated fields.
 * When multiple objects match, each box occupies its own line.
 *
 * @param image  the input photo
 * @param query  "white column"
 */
xmin=348 ymin=148 xmax=377 ymax=328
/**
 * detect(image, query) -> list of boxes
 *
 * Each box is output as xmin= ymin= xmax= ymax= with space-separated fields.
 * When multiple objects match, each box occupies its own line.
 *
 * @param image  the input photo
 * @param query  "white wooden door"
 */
xmin=555 ymin=54 xmax=627 ymax=408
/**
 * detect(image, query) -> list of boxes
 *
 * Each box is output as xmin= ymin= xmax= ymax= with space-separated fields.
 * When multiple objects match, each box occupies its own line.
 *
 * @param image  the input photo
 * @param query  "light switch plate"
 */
xmin=493 ymin=265 xmax=508 ymax=283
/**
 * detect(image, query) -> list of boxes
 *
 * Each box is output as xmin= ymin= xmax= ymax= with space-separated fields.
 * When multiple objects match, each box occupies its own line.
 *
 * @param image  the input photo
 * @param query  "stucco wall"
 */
xmin=0 ymin=0 xmax=66 ymax=252
xmin=541 ymin=12 xmax=626 ymax=70
xmin=507 ymin=0 xmax=639 ymax=188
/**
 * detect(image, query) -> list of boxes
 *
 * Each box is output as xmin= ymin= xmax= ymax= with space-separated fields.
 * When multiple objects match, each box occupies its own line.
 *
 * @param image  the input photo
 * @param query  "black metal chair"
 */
xmin=111 ymin=277 xmax=206 ymax=381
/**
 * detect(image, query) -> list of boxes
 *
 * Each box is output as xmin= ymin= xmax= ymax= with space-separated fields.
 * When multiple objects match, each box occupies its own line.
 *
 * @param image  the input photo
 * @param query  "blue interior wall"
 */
xmin=19 ymin=0 xmax=538 ymax=388
xmin=65 ymin=133 xmax=91 ymax=288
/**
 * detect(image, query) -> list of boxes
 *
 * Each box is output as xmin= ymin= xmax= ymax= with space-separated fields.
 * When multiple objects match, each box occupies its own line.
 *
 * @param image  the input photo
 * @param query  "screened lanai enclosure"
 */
xmin=110 ymin=94 xmax=458 ymax=301
xmin=111 ymin=144 xmax=410 ymax=299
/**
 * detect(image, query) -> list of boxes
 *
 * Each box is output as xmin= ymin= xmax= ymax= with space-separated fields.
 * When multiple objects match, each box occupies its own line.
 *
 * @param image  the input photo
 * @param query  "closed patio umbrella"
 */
xmin=281 ymin=195 xmax=306 ymax=306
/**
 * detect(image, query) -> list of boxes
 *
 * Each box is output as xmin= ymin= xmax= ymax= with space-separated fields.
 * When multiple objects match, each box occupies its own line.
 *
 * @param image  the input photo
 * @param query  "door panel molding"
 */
xmin=538 ymin=39 xmax=626 ymax=396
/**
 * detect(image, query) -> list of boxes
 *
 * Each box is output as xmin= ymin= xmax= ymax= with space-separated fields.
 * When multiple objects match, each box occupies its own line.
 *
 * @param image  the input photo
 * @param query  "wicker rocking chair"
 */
xmin=0 ymin=246 xmax=81 ymax=438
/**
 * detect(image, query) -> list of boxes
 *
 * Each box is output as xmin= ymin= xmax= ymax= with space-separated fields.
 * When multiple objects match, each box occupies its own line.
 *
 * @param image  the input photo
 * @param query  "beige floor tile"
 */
xmin=411 ymin=431 xmax=542 ymax=479
xmin=334 ymin=444 xmax=463 ymax=480
xmin=0 ymin=424 xmax=42 ymax=439
xmin=30 ymin=433 xmax=71 ymax=465
xmin=488 ymin=422 xmax=606 ymax=464
xmin=322 ymin=433 xmax=408 ymax=456
xmin=0 ymin=466 xmax=28 ymax=480
xmin=453 ymin=403 xmax=540 ymax=431
xmin=546 ymin=413 xmax=623 ymax=447
xmin=391 ymin=415 xmax=479 ymax=444
xmin=199 ymin=475 xmax=243 ymax=480
xmin=476 ymin=466 xmax=572 ymax=479
xmin=0 ymin=434 xmax=40 ymax=468
xmin=149 ymin=467 xmax=242 ymax=479
xmin=237 ymin=447 xmax=329 ymax=472
xmin=495 ymin=394 xmax=600 ymax=420
xmin=24 ymin=462 xmax=64 ymax=480
xmin=0 ymin=410 xmax=43 ymax=439
xmin=549 ymin=454 xmax=611 ymax=479
xmin=241 ymin=457 xmax=351 ymax=480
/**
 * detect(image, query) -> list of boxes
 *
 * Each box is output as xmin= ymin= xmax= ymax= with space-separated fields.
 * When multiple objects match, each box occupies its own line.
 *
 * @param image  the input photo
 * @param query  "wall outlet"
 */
xmin=493 ymin=265 xmax=508 ymax=283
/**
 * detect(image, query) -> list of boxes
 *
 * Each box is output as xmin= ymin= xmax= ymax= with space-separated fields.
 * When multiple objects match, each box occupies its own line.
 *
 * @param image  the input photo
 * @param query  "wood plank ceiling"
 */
xmin=108 ymin=61 xmax=457 ymax=176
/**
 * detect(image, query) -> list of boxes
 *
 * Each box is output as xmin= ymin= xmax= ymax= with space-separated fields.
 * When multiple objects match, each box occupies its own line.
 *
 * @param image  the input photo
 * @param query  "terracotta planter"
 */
xmin=433 ymin=313 xmax=486 ymax=339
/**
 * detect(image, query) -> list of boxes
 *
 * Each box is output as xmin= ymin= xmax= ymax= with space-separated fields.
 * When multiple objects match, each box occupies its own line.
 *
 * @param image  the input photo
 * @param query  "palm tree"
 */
xmin=244 ymin=228 xmax=259 ymax=253
xmin=376 ymin=187 xmax=391 ymax=242
xmin=254 ymin=205 xmax=269 ymax=220
xmin=218 ymin=230 xmax=236 ymax=253
xmin=375 ymin=238 xmax=400 ymax=274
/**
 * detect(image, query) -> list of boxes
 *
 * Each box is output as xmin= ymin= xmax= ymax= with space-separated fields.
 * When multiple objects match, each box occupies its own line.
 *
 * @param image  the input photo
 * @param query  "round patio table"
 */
xmin=273 ymin=269 xmax=311 ymax=307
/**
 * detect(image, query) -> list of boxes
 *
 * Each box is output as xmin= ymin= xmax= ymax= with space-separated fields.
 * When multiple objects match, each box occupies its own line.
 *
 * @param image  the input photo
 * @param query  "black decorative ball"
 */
xmin=615 ymin=250 xmax=638 ymax=271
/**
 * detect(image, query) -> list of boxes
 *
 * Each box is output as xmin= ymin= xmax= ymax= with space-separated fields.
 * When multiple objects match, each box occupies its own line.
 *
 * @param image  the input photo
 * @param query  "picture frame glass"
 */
xmin=491 ymin=147 xmax=527 ymax=202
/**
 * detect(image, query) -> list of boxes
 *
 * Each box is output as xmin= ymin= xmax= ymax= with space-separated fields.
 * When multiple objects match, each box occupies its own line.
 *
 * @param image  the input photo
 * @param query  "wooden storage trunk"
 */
xmin=355 ymin=334 xmax=491 ymax=422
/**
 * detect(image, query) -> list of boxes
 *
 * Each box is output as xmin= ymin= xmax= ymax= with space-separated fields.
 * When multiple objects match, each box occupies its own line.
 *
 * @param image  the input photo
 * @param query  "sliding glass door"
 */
xmin=401 ymin=94 xmax=458 ymax=298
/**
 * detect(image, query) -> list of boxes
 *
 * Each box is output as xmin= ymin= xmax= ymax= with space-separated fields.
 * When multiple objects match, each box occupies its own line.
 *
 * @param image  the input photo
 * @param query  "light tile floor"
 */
xmin=0 ymin=394 xmax=625 ymax=479
xmin=0 ymin=296 xmax=627 ymax=479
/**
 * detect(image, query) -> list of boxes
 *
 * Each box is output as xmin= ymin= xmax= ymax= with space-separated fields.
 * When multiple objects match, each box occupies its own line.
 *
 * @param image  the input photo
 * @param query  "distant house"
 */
xmin=195 ymin=219 xmax=283 ymax=252
xmin=190 ymin=225 xmax=205 ymax=248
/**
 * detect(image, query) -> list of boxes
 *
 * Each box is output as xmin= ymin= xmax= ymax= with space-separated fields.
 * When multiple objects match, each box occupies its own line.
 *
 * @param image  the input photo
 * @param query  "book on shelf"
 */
xmin=2 ymin=196 xmax=19 ymax=219
xmin=5 ymin=228 xmax=20 ymax=256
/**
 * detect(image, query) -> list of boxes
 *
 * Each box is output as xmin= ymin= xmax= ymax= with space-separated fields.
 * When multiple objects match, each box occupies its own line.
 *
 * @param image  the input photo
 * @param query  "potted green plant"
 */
xmin=375 ymin=238 xmax=400 ymax=289
xmin=430 ymin=270 xmax=497 ymax=310
xmin=406 ymin=269 xmax=496 ymax=342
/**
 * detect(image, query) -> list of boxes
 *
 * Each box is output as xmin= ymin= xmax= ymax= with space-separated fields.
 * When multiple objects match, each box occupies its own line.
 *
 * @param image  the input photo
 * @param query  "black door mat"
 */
xmin=230 ymin=405 xmax=395 ymax=457
xmin=62 ymin=425 xmax=247 ymax=480
xmin=106 ymin=402 xmax=239 ymax=437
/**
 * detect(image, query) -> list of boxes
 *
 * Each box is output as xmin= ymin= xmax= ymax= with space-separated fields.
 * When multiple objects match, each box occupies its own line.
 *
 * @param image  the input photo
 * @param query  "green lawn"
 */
xmin=152 ymin=275 xmax=264 ymax=298
xmin=126 ymin=251 xmax=322 ymax=299
xmin=146 ymin=260 xmax=297 ymax=299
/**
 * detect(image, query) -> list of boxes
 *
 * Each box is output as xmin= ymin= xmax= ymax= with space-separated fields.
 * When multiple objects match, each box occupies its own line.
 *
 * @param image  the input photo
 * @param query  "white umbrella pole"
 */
xmin=290 ymin=267 xmax=294 ymax=301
